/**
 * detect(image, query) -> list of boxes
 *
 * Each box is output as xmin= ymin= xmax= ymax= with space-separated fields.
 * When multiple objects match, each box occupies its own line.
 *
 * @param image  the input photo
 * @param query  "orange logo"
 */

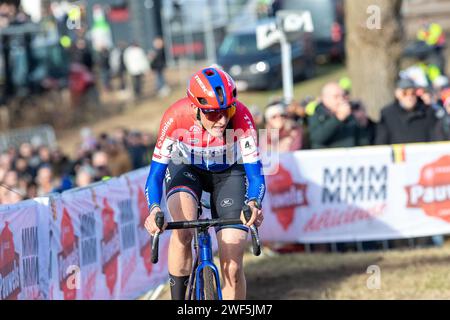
xmin=406 ymin=155 xmax=450 ymax=222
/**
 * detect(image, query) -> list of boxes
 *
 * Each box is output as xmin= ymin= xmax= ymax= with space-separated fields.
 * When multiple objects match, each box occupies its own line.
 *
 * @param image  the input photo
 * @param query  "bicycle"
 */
xmin=151 ymin=202 xmax=262 ymax=300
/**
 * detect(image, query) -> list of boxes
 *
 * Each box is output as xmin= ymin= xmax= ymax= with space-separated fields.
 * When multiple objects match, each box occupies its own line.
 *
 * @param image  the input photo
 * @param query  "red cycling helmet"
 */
xmin=187 ymin=67 xmax=237 ymax=110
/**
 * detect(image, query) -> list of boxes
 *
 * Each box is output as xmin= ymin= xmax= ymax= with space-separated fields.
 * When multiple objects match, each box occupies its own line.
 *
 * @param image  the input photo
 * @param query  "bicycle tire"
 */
xmin=203 ymin=267 xmax=219 ymax=300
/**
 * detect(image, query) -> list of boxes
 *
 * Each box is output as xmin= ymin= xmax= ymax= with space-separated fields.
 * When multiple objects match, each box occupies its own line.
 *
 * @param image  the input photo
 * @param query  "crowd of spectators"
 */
xmin=0 ymin=127 xmax=156 ymax=205
xmin=253 ymin=69 xmax=450 ymax=252
xmin=0 ymin=1 xmax=30 ymax=28
xmin=255 ymin=74 xmax=450 ymax=154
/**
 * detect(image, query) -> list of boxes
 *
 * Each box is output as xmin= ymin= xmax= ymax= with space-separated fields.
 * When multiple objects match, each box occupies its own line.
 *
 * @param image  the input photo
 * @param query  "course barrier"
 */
xmin=1 ymin=142 xmax=450 ymax=299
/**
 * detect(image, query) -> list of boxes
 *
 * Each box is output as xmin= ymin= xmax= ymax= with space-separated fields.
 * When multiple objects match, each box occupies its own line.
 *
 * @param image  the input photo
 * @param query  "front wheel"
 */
xmin=203 ymin=267 xmax=219 ymax=300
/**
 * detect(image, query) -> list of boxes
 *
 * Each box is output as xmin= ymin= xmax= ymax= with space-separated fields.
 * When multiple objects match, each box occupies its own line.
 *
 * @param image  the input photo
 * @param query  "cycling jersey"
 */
xmin=145 ymin=98 xmax=266 ymax=211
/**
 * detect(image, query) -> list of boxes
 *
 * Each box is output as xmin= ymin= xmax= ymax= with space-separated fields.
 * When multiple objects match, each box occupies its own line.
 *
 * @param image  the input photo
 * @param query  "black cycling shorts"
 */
xmin=164 ymin=161 xmax=248 ymax=232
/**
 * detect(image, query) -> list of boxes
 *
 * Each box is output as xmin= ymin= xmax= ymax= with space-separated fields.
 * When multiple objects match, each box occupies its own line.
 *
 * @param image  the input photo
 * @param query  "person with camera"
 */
xmin=308 ymin=82 xmax=360 ymax=149
xmin=375 ymin=78 xmax=437 ymax=145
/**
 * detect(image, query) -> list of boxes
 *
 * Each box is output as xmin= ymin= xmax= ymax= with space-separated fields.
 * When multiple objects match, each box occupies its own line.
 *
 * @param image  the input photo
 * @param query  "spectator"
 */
xmin=286 ymin=99 xmax=307 ymax=126
xmin=110 ymin=41 xmax=128 ymax=91
xmin=26 ymin=181 xmax=38 ymax=199
xmin=149 ymin=36 xmax=170 ymax=98
xmin=36 ymin=165 xmax=56 ymax=196
xmin=351 ymin=101 xmax=377 ymax=146
xmin=260 ymin=100 xmax=302 ymax=153
xmin=141 ymin=132 xmax=156 ymax=164
xmin=2 ymin=170 xmax=19 ymax=188
xmin=112 ymin=127 xmax=129 ymax=147
xmin=80 ymin=127 xmax=97 ymax=153
xmin=249 ymin=105 xmax=265 ymax=131
xmin=38 ymin=146 xmax=52 ymax=168
xmin=13 ymin=157 xmax=33 ymax=183
xmin=105 ymin=140 xmax=132 ymax=177
xmin=375 ymin=78 xmax=437 ymax=145
xmin=75 ymin=165 xmax=96 ymax=188
xmin=92 ymin=150 xmax=111 ymax=181
xmin=0 ymin=185 xmax=24 ymax=205
xmin=124 ymin=42 xmax=150 ymax=99
xmin=127 ymin=131 xmax=148 ymax=170
xmin=434 ymin=88 xmax=450 ymax=141
xmin=73 ymin=39 xmax=94 ymax=72
xmin=98 ymin=46 xmax=112 ymax=91
xmin=308 ymin=82 xmax=359 ymax=149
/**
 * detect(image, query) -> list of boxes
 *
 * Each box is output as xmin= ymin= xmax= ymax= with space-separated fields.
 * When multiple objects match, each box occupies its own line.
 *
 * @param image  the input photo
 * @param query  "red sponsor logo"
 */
xmin=58 ymin=208 xmax=80 ymax=300
xmin=100 ymin=199 xmax=120 ymax=295
xmin=267 ymin=164 xmax=308 ymax=230
xmin=0 ymin=222 xmax=21 ymax=300
xmin=303 ymin=205 xmax=386 ymax=233
xmin=138 ymin=188 xmax=153 ymax=276
xmin=406 ymin=155 xmax=450 ymax=222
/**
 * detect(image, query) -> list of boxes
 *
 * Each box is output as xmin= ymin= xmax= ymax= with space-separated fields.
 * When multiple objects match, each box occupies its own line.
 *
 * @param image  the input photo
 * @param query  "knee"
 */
xmin=172 ymin=230 xmax=193 ymax=247
xmin=222 ymin=261 xmax=243 ymax=284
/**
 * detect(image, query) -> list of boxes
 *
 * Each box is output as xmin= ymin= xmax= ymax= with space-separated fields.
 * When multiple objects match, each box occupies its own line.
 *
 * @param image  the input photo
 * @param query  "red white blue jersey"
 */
xmin=145 ymin=98 xmax=265 ymax=210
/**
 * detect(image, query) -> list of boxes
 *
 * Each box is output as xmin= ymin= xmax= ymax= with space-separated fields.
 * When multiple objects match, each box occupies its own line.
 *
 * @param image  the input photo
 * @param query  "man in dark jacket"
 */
xmin=149 ymin=36 xmax=170 ymax=97
xmin=434 ymin=88 xmax=450 ymax=141
xmin=308 ymin=82 xmax=360 ymax=148
xmin=375 ymin=78 xmax=437 ymax=145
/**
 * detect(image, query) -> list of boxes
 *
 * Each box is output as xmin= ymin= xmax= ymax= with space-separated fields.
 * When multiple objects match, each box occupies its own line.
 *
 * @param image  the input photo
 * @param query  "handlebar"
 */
xmin=150 ymin=205 xmax=262 ymax=264
xmin=151 ymin=211 xmax=165 ymax=264
xmin=242 ymin=204 xmax=262 ymax=256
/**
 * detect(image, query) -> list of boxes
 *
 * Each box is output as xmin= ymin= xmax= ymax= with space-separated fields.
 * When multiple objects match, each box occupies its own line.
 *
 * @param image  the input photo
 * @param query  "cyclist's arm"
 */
xmin=243 ymin=161 xmax=266 ymax=207
xmin=145 ymin=161 xmax=168 ymax=212
xmin=236 ymin=103 xmax=266 ymax=206
xmin=145 ymin=111 xmax=177 ymax=211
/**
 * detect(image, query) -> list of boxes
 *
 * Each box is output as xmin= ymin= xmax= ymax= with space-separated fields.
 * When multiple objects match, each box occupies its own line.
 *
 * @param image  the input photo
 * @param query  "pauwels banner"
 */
xmin=0 ymin=199 xmax=49 ymax=300
xmin=123 ymin=168 xmax=171 ymax=299
xmin=4 ymin=142 xmax=450 ymax=300
xmin=260 ymin=143 xmax=450 ymax=243
xmin=47 ymin=169 xmax=170 ymax=300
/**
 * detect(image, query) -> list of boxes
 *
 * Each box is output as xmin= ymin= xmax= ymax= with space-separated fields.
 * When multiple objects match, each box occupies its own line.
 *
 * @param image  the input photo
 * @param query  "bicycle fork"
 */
xmin=193 ymin=229 xmax=222 ymax=300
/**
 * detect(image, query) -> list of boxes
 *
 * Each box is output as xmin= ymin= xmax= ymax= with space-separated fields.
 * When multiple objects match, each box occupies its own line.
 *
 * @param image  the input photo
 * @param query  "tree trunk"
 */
xmin=345 ymin=0 xmax=403 ymax=121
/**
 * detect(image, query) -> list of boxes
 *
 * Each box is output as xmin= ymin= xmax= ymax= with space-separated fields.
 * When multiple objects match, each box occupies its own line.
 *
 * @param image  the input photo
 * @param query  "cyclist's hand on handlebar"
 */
xmin=241 ymin=201 xmax=263 ymax=228
xmin=145 ymin=207 xmax=165 ymax=236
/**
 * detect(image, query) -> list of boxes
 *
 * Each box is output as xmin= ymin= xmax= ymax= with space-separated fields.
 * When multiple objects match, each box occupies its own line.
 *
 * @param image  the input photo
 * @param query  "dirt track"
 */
xmin=154 ymin=245 xmax=450 ymax=300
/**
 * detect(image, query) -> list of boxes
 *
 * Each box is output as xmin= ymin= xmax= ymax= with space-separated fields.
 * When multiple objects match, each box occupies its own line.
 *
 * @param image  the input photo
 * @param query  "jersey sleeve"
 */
xmin=234 ymin=103 xmax=266 ymax=205
xmin=145 ymin=109 xmax=177 ymax=210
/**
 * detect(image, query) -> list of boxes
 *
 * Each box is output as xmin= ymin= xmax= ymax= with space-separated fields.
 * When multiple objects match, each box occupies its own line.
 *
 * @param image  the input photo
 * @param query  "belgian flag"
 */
xmin=391 ymin=144 xmax=406 ymax=164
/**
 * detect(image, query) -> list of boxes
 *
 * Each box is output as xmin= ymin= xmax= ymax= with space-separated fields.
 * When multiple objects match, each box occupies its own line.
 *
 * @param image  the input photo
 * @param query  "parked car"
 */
xmin=279 ymin=0 xmax=345 ymax=64
xmin=216 ymin=19 xmax=315 ymax=91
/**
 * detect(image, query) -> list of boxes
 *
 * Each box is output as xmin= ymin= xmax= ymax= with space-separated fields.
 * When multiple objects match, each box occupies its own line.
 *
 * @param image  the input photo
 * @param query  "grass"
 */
xmin=150 ymin=243 xmax=450 ymax=300
xmin=244 ymin=244 xmax=450 ymax=300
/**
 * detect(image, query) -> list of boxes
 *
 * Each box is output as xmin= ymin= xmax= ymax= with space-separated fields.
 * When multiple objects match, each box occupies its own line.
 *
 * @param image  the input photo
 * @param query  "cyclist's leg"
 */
xmin=211 ymin=164 xmax=249 ymax=300
xmin=165 ymin=162 xmax=202 ymax=299
xmin=216 ymin=229 xmax=248 ymax=300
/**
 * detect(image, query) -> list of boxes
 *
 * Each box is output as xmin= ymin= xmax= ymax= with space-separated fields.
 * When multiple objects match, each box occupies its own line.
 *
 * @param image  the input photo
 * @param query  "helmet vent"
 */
xmin=232 ymin=88 xmax=237 ymax=98
xmin=198 ymin=97 xmax=208 ymax=105
xmin=205 ymin=69 xmax=215 ymax=76
xmin=216 ymin=87 xmax=224 ymax=105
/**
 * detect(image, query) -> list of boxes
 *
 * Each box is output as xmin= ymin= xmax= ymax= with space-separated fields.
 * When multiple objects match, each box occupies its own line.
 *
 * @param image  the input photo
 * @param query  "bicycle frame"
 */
xmin=189 ymin=227 xmax=223 ymax=300
xmin=151 ymin=204 xmax=261 ymax=300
